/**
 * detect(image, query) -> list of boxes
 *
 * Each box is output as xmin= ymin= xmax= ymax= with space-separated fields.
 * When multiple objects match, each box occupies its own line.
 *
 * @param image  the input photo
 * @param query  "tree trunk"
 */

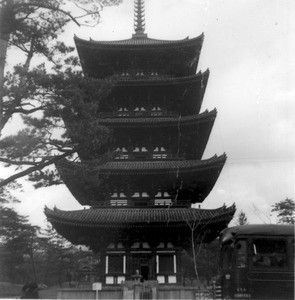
xmin=30 ymin=251 xmax=38 ymax=282
xmin=0 ymin=0 xmax=15 ymax=133
xmin=191 ymin=228 xmax=200 ymax=285
xmin=0 ymin=36 xmax=9 ymax=133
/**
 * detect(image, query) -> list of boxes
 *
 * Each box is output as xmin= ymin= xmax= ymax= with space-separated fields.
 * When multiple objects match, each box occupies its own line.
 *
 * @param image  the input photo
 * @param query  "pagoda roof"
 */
xmin=45 ymin=204 xmax=236 ymax=228
xmin=99 ymin=109 xmax=216 ymax=127
xmin=44 ymin=204 xmax=236 ymax=249
xmin=114 ymin=70 xmax=209 ymax=86
xmin=74 ymin=33 xmax=203 ymax=48
xmin=100 ymin=71 xmax=209 ymax=116
xmin=75 ymin=34 xmax=204 ymax=78
xmin=73 ymin=110 xmax=216 ymax=161
xmin=56 ymin=155 xmax=226 ymax=206
xmin=59 ymin=154 xmax=226 ymax=176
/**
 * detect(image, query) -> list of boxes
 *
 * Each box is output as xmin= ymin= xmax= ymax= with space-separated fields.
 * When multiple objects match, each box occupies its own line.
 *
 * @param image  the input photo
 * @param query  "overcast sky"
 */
xmin=5 ymin=0 xmax=294 ymax=227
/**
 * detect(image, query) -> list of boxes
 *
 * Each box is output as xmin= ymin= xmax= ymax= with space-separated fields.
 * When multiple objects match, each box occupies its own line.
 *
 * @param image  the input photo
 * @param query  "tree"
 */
xmin=0 ymin=204 xmax=92 ymax=285
xmin=0 ymin=197 xmax=39 ymax=283
xmin=185 ymin=214 xmax=206 ymax=284
xmin=235 ymin=210 xmax=248 ymax=226
xmin=271 ymin=198 xmax=295 ymax=225
xmin=0 ymin=0 xmax=122 ymax=188
xmin=0 ymin=180 xmax=96 ymax=286
xmin=0 ymin=67 xmax=114 ymax=187
xmin=185 ymin=210 xmax=224 ymax=286
xmin=181 ymin=240 xmax=220 ymax=287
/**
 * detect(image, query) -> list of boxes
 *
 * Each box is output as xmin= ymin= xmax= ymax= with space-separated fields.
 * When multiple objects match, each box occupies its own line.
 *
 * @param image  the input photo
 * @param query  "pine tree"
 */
xmin=235 ymin=210 xmax=248 ymax=226
xmin=271 ymin=198 xmax=295 ymax=225
xmin=0 ymin=0 xmax=122 ymax=188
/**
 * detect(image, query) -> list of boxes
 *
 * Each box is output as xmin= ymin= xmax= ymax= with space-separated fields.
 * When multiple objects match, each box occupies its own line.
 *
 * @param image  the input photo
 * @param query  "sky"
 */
xmin=3 ymin=0 xmax=295 ymax=227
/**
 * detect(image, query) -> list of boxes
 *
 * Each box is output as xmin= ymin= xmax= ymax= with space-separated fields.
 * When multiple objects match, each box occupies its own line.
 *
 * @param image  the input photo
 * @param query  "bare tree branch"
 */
xmin=13 ymin=2 xmax=81 ymax=27
xmin=0 ymin=150 xmax=75 ymax=188
xmin=0 ymin=157 xmax=38 ymax=166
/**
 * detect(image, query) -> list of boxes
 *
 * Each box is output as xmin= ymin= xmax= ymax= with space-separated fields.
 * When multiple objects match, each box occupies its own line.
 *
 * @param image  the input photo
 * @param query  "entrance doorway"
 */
xmin=131 ymin=254 xmax=153 ymax=281
xmin=141 ymin=265 xmax=149 ymax=281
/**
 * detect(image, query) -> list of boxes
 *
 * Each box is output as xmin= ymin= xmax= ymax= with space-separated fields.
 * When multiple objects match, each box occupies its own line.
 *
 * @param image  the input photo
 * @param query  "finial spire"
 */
xmin=134 ymin=0 xmax=146 ymax=36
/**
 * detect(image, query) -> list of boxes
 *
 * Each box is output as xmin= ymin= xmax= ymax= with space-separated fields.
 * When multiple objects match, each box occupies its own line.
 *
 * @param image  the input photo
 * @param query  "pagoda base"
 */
xmin=57 ymin=286 xmax=122 ymax=299
xmin=56 ymin=283 xmax=216 ymax=299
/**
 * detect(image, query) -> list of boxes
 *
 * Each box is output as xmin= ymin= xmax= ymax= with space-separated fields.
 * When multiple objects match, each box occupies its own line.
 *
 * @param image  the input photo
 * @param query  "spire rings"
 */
xmin=134 ymin=0 xmax=145 ymax=34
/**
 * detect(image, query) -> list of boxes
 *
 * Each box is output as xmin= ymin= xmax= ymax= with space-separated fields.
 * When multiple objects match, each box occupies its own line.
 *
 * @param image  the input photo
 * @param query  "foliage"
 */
xmin=0 ymin=0 xmax=122 ymax=188
xmin=184 ymin=209 xmax=226 ymax=285
xmin=0 ymin=203 xmax=94 ymax=285
xmin=271 ymin=198 xmax=295 ymax=225
xmin=39 ymin=225 xmax=95 ymax=287
xmin=1 ymin=64 xmax=114 ymax=187
xmin=0 ymin=1 xmax=119 ymax=282
xmin=182 ymin=240 xmax=220 ymax=286
xmin=0 ymin=180 xmax=22 ymax=204
xmin=0 ymin=201 xmax=38 ymax=283
xmin=235 ymin=210 xmax=248 ymax=226
xmin=0 ymin=0 xmax=123 ymax=39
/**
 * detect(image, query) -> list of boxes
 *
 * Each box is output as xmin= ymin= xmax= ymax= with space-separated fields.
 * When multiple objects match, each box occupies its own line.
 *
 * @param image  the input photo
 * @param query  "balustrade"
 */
xmin=115 ymin=69 xmax=174 ymax=78
xmin=99 ymin=110 xmax=178 ymax=118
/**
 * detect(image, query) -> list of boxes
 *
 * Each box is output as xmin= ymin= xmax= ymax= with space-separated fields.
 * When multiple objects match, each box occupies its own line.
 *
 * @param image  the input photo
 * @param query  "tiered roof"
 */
xmin=100 ymin=71 xmax=209 ymax=116
xmin=44 ymin=204 xmax=236 ymax=250
xmin=72 ymin=109 xmax=216 ymax=161
xmin=56 ymin=154 xmax=226 ymax=206
xmin=98 ymin=109 xmax=215 ymax=127
xmin=46 ymin=1 xmax=235 ymax=249
xmin=75 ymin=34 xmax=204 ymax=78
xmin=45 ymin=205 xmax=235 ymax=229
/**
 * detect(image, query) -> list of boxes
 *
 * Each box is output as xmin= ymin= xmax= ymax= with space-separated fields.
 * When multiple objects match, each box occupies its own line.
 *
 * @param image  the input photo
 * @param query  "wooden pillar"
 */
xmin=123 ymin=239 xmax=132 ymax=280
xmin=176 ymin=248 xmax=182 ymax=284
xmin=151 ymin=247 xmax=157 ymax=280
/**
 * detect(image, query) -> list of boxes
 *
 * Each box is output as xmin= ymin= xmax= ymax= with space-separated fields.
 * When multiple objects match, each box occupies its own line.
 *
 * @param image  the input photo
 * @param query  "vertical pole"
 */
xmin=123 ymin=255 xmax=126 ymax=274
xmin=173 ymin=254 xmax=177 ymax=274
xmin=105 ymin=255 xmax=109 ymax=274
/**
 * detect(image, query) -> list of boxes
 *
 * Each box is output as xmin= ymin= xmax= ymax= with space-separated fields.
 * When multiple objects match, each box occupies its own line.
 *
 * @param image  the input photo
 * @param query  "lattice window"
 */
xmin=159 ymin=255 xmax=174 ymax=273
xmin=115 ymin=147 xmax=129 ymax=160
xmin=110 ymin=192 xmax=127 ymax=206
xmin=108 ymin=255 xmax=124 ymax=274
xmin=118 ymin=107 xmax=129 ymax=116
xmin=151 ymin=107 xmax=163 ymax=116
xmin=153 ymin=147 xmax=168 ymax=159
xmin=154 ymin=199 xmax=172 ymax=206
xmin=110 ymin=199 xmax=128 ymax=206
xmin=134 ymin=107 xmax=146 ymax=111
xmin=153 ymin=153 xmax=167 ymax=159
xmin=133 ymin=147 xmax=148 ymax=152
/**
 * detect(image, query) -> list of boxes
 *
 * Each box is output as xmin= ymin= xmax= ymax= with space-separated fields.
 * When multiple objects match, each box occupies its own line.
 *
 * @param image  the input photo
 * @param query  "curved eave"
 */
xmin=74 ymin=33 xmax=204 ymax=49
xmin=100 ymin=109 xmax=216 ymax=128
xmin=75 ymin=34 xmax=204 ymax=78
xmin=58 ymin=154 xmax=226 ymax=176
xmin=114 ymin=70 xmax=209 ymax=87
xmin=57 ymin=155 xmax=226 ymax=205
xmin=45 ymin=204 xmax=236 ymax=228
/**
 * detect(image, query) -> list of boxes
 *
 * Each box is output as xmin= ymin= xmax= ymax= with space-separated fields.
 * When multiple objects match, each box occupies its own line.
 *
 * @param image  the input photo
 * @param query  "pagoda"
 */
xmin=45 ymin=0 xmax=235 ymax=285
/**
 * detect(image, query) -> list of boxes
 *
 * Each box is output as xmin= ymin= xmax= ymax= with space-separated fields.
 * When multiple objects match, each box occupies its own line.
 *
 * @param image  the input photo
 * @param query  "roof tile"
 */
xmin=45 ymin=205 xmax=236 ymax=227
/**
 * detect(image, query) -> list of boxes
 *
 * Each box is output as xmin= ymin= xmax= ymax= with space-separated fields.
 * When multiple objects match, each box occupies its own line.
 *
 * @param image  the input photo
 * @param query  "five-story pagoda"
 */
xmin=45 ymin=0 xmax=235 ymax=285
